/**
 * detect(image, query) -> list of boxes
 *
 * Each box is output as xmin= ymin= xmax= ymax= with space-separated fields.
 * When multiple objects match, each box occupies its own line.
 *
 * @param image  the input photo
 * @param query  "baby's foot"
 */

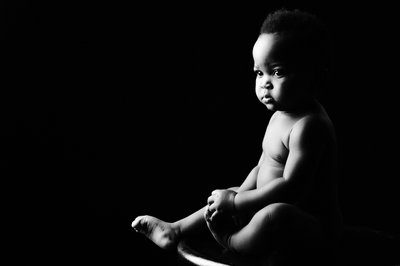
xmin=204 ymin=209 xmax=234 ymax=250
xmin=132 ymin=215 xmax=179 ymax=250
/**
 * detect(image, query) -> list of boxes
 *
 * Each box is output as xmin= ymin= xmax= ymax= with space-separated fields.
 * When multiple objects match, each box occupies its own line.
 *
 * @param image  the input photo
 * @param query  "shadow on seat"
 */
xmin=176 ymin=227 xmax=400 ymax=266
xmin=177 ymin=236 xmax=266 ymax=266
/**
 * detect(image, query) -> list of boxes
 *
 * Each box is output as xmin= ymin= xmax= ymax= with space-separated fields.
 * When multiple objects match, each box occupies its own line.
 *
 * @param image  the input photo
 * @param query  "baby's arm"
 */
xmin=234 ymin=118 xmax=327 ymax=214
xmin=206 ymin=153 xmax=264 ymax=220
xmin=235 ymin=152 xmax=264 ymax=193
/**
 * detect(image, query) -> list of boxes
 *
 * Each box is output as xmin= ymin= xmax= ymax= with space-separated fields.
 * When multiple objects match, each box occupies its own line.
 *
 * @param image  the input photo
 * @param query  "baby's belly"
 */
xmin=256 ymin=162 xmax=284 ymax=188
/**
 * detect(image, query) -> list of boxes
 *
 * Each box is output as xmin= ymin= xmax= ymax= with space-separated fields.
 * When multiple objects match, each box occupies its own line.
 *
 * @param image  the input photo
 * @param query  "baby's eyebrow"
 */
xmin=268 ymin=61 xmax=285 ymax=67
xmin=254 ymin=61 xmax=284 ymax=69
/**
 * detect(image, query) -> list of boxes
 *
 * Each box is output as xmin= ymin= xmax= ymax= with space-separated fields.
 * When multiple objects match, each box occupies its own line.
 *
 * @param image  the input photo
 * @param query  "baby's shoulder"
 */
xmin=294 ymin=112 xmax=326 ymax=128
xmin=290 ymin=112 xmax=334 ymax=143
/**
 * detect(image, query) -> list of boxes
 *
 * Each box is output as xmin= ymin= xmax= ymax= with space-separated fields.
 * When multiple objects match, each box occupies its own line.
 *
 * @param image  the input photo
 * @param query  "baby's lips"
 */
xmin=262 ymin=97 xmax=273 ymax=104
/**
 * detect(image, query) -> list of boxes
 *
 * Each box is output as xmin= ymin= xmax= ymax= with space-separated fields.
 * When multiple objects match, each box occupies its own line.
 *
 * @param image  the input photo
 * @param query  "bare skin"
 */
xmin=132 ymin=206 xmax=210 ymax=250
xmin=132 ymin=32 xmax=342 ymax=258
xmin=131 ymin=215 xmax=180 ymax=250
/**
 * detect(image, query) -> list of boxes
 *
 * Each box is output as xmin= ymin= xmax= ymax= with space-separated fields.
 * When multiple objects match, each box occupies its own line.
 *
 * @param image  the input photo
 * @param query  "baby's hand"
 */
xmin=206 ymin=189 xmax=237 ymax=221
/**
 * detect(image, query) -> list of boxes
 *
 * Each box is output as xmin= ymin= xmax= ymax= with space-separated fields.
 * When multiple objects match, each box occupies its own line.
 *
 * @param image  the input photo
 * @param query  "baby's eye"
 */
xmin=272 ymin=68 xmax=286 ymax=77
xmin=254 ymin=70 xmax=263 ymax=77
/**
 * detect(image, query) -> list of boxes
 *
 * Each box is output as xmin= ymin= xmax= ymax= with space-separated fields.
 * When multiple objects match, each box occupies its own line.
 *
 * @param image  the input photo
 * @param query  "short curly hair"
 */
xmin=260 ymin=8 xmax=330 ymax=71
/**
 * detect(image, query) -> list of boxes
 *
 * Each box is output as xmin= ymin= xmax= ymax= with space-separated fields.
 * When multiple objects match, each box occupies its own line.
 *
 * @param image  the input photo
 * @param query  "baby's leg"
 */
xmin=133 ymin=187 xmax=241 ymax=250
xmin=132 ymin=215 xmax=180 ymax=250
xmin=209 ymin=203 xmax=323 ymax=256
xmin=132 ymin=206 xmax=209 ymax=250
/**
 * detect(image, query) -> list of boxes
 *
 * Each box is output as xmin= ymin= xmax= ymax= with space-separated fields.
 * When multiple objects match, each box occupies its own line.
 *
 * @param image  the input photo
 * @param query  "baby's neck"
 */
xmin=278 ymin=99 xmax=320 ymax=117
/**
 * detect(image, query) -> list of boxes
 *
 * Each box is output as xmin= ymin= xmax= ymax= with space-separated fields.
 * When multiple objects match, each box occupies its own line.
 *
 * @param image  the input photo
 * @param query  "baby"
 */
xmin=132 ymin=8 xmax=342 ymax=262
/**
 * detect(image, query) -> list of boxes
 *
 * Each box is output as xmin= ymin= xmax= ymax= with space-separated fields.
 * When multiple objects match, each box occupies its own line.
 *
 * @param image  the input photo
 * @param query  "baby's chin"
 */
xmin=266 ymin=106 xmax=278 ymax=112
xmin=260 ymin=100 xmax=278 ymax=111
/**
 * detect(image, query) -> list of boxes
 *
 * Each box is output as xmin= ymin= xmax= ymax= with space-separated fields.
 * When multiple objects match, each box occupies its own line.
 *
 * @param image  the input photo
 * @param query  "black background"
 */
xmin=2 ymin=1 xmax=399 ymax=265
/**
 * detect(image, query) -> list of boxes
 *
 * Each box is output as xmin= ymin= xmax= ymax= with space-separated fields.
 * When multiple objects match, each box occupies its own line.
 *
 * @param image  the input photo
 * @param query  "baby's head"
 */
xmin=253 ymin=8 xmax=330 ymax=111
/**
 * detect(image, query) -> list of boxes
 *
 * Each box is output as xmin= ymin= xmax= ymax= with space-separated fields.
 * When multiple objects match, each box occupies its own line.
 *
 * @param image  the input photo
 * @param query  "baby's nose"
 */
xmin=260 ymin=75 xmax=272 ymax=89
xmin=261 ymin=81 xmax=272 ymax=90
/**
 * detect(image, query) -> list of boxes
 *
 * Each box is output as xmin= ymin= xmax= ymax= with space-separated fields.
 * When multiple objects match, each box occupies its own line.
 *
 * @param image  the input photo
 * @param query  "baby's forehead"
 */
xmin=253 ymin=33 xmax=299 ymax=64
xmin=253 ymin=33 xmax=312 ymax=67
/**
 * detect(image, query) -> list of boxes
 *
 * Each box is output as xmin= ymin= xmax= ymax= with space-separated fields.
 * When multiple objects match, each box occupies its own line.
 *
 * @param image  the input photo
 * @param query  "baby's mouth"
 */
xmin=262 ymin=97 xmax=273 ymax=104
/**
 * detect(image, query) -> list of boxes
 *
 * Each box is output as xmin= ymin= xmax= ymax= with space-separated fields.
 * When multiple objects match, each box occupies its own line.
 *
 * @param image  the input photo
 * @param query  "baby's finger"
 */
xmin=208 ymin=203 xmax=217 ymax=213
xmin=210 ymin=210 xmax=220 ymax=221
xmin=207 ymin=195 xmax=214 ymax=205
xmin=205 ymin=206 xmax=215 ymax=222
